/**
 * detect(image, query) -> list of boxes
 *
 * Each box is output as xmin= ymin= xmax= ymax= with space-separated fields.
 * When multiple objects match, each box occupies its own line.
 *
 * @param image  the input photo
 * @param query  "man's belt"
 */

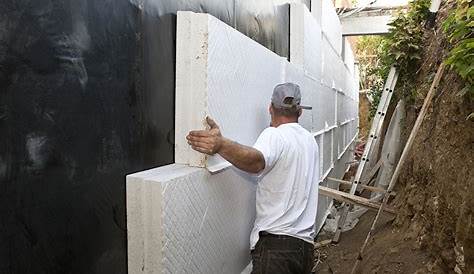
xmin=259 ymin=231 xmax=293 ymax=239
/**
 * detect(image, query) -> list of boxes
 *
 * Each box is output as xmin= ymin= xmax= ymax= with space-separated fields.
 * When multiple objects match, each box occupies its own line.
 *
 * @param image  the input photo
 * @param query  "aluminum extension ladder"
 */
xmin=332 ymin=66 xmax=399 ymax=243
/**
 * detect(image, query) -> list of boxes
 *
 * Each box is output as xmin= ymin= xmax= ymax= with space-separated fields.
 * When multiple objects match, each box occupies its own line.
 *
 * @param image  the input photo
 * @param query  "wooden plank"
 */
xmin=326 ymin=177 xmax=351 ymax=184
xmin=326 ymin=176 xmax=394 ymax=195
xmin=362 ymin=158 xmax=383 ymax=185
xmin=386 ymin=63 xmax=445 ymax=192
xmin=319 ymin=186 xmax=396 ymax=214
xmin=314 ymin=239 xmax=332 ymax=248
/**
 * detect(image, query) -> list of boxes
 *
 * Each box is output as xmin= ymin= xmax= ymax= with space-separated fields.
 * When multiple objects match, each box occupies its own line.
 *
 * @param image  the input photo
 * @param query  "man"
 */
xmin=186 ymin=82 xmax=319 ymax=274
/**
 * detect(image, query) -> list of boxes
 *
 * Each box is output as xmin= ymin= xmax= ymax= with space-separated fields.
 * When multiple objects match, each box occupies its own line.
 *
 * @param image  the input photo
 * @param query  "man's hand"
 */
xmin=186 ymin=117 xmax=223 ymax=155
xmin=186 ymin=116 xmax=265 ymax=173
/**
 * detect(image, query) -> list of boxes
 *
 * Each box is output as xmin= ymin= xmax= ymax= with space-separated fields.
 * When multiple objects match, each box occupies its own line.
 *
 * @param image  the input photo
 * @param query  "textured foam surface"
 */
xmin=176 ymin=11 xmax=288 ymax=170
xmin=321 ymin=0 xmax=342 ymax=55
xmin=343 ymin=38 xmax=355 ymax=75
xmin=322 ymin=131 xmax=333 ymax=176
xmin=310 ymin=0 xmax=322 ymax=26
xmin=317 ymin=84 xmax=337 ymax=132
xmin=321 ymin=36 xmax=344 ymax=90
xmin=175 ymin=12 xmax=210 ymax=167
xmin=314 ymin=134 xmax=324 ymax=178
xmin=333 ymin=127 xmax=340 ymax=163
xmin=127 ymin=165 xmax=256 ymax=274
xmin=176 ymin=9 xmax=358 ymax=171
xmin=290 ymin=3 xmax=322 ymax=80
xmin=288 ymin=3 xmax=358 ymax=174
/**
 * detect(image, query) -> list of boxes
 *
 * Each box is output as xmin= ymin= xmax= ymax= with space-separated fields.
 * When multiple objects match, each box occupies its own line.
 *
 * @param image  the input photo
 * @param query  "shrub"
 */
xmin=442 ymin=0 xmax=474 ymax=99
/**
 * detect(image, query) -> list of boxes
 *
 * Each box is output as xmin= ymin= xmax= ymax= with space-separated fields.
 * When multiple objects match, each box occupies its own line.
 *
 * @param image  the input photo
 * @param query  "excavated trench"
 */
xmin=313 ymin=3 xmax=473 ymax=273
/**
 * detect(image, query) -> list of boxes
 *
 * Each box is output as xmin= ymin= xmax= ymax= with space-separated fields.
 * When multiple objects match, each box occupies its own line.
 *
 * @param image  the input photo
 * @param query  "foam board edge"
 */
xmin=127 ymin=164 xmax=200 ymax=273
xmin=175 ymin=11 xmax=210 ymax=167
xmin=289 ymin=3 xmax=305 ymax=69
xmin=127 ymin=175 xmax=145 ymax=274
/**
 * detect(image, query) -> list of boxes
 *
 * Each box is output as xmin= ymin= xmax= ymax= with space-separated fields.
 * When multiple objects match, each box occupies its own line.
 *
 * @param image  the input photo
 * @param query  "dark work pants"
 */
xmin=251 ymin=232 xmax=314 ymax=274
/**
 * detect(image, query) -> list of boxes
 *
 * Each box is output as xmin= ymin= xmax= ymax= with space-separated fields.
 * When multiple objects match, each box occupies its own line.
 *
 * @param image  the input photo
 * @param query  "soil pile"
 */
xmin=393 ymin=3 xmax=474 ymax=272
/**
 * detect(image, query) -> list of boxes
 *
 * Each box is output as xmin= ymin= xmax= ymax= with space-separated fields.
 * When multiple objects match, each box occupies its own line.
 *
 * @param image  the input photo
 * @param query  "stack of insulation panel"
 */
xmin=127 ymin=1 xmax=359 ymax=273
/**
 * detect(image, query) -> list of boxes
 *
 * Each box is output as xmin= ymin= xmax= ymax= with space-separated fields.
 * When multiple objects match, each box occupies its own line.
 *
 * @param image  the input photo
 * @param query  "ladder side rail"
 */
xmin=332 ymin=66 xmax=398 ymax=243
xmin=350 ymin=66 xmax=398 ymax=192
xmin=357 ymin=69 xmax=399 ymax=185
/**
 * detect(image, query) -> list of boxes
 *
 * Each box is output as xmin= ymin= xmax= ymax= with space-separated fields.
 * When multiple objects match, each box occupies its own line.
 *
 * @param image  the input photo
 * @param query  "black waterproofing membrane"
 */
xmin=0 ymin=0 xmax=310 ymax=273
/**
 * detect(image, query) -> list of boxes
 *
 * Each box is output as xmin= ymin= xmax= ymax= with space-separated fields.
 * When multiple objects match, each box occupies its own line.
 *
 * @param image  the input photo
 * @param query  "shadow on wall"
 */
xmin=0 ymin=0 xmax=309 ymax=273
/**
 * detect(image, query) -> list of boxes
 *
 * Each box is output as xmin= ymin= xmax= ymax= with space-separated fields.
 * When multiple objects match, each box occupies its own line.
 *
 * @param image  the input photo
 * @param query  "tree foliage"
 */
xmin=358 ymin=0 xmax=430 ymax=118
xmin=386 ymin=0 xmax=430 ymax=72
xmin=443 ymin=0 xmax=474 ymax=98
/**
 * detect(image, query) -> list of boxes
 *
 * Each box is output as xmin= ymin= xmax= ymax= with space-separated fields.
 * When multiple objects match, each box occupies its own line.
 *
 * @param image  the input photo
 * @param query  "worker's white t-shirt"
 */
xmin=251 ymin=122 xmax=320 ymax=249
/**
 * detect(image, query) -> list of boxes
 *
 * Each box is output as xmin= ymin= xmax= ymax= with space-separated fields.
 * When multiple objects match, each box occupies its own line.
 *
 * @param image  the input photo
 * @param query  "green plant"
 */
xmin=386 ymin=0 xmax=430 ymax=74
xmin=443 ymin=0 xmax=474 ymax=98
xmin=357 ymin=36 xmax=392 ymax=118
xmin=358 ymin=0 xmax=430 ymax=119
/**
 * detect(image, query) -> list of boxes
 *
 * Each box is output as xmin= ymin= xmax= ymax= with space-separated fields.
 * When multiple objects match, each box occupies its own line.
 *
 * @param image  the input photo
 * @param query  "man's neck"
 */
xmin=271 ymin=117 xmax=298 ymax=127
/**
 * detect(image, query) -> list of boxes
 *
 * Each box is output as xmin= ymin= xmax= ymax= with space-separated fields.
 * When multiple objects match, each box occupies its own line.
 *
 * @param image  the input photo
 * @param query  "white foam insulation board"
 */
xmin=175 ymin=11 xmax=288 ymax=171
xmin=311 ymin=86 xmax=338 ymax=136
xmin=321 ymin=0 xmax=342 ymax=55
xmin=322 ymin=131 xmax=333 ymax=176
xmin=343 ymin=37 xmax=355 ymax=75
xmin=310 ymin=0 xmax=323 ymax=26
xmin=176 ymin=9 xmax=358 ymax=172
xmin=315 ymin=134 xmax=324 ymax=178
xmin=290 ymin=3 xmax=322 ymax=81
xmin=127 ymin=164 xmax=256 ymax=274
xmin=321 ymin=36 xmax=339 ymax=89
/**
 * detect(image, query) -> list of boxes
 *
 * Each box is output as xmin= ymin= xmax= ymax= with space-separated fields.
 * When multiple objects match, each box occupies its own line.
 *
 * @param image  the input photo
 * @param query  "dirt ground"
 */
xmin=313 ymin=212 xmax=432 ymax=274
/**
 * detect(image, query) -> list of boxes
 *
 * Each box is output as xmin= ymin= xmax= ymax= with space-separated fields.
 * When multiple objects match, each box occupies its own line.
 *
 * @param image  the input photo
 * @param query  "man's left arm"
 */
xmin=186 ymin=117 xmax=265 ymax=174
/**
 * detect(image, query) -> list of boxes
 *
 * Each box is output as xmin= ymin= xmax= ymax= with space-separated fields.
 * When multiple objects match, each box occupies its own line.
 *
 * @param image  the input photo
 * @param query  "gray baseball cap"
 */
xmin=271 ymin=82 xmax=312 ymax=110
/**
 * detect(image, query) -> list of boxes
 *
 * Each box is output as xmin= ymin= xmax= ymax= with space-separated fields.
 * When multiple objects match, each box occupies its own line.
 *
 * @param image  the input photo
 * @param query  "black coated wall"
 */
xmin=0 ymin=0 xmax=309 ymax=273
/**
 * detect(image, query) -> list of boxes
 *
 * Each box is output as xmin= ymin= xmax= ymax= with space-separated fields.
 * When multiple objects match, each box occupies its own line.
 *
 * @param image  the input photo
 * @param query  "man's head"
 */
xmin=269 ymin=82 xmax=311 ymax=126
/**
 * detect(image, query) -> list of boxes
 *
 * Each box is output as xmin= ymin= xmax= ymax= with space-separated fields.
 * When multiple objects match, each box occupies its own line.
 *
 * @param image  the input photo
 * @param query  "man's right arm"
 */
xmin=218 ymin=138 xmax=265 ymax=174
xmin=186 ymin=117 xmax=266 ymax=174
